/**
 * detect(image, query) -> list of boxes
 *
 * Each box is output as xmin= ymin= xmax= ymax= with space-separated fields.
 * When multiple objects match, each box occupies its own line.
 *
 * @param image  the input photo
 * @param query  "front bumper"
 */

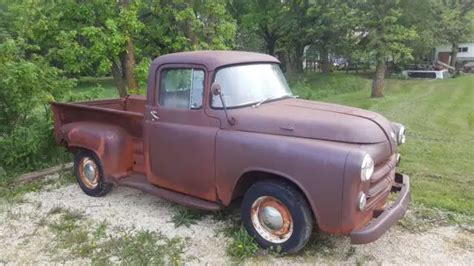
xmin=350 ymin=173 xmax=410 ymax=244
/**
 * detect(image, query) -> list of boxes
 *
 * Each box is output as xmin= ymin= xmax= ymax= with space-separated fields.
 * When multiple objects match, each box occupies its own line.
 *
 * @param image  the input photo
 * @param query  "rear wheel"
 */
xmin=74 ymin=150 xmax=112 ymax=197
xmin=241 ymin=180 xmax=313 ymax=254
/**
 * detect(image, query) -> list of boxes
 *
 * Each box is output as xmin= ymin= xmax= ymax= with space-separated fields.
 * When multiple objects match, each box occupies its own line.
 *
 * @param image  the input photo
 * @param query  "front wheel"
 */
xmin=74 ymin=150 xmax=112 ymax=197
xmin=241 ymin=180 xmax=313 ymax=254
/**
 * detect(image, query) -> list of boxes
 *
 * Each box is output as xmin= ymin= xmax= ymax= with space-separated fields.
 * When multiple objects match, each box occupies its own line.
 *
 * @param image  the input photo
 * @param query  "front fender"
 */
xmin=215 ymin=130 xmax=351 ymax=233
xmin=59 ymin=122 xmax=133 ymax=181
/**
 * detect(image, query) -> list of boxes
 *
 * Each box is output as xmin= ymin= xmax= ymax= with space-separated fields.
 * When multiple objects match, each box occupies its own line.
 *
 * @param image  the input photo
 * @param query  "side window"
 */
xmin=159 ymin=69 xmax=204 ymax=109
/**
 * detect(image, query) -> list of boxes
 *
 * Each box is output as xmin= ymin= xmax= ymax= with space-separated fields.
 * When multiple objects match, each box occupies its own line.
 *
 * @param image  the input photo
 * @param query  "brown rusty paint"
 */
xmin=51 ymin=51 xmax=410 ymax=245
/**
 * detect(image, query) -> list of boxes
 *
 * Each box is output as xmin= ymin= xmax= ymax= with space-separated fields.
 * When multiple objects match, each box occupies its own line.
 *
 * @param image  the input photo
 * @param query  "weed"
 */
xmin=226 ymin=227 xmax=260 ymax=262
xmin=212 ymin=203 xmax=241 ymax=223
xmin=0 ymin=173 xmax=75 ymax=203
xmin=43 ymin=210 xmax=186 ymax=265
xmin=169 ymin=205 xmax=206 ymax=228
xmin=6 ymin=209 xmax=21 ymax=220
xmin=93 ymin=221 xmax=107 ymax=239
xmin=303 ymin=232 xmax=337 ymax=258
xmin=48 ymin=209 xmax=83 ymax=234
xmin=398 ymin=204 xmax=474 ymax=233
xmin=62 ymin=209 xmax=84 ymax=222
xmin=95 ymin=230 xmax=185 ymax=265
xmin=346 ymin=246 xmax=356 ymax=259
xmin=48 ymin=206 xmax=66 ymax=215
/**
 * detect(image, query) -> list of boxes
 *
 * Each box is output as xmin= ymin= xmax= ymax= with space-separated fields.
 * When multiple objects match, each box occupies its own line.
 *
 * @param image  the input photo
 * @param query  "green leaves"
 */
xmin=0 ymin=38 xmax=75 ymax=179
xmin=360 ymin=0 xmax=418 ymax=61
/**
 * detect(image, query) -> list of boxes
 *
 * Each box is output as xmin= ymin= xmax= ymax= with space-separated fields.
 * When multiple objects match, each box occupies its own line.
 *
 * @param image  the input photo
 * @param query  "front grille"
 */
xmin=366 ymin=154 xmax=397 ymax=209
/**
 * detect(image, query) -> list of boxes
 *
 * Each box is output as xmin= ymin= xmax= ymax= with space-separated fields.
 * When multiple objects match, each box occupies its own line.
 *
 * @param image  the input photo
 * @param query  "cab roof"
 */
xmin=151 ymin=50 xmax=280 ymax=71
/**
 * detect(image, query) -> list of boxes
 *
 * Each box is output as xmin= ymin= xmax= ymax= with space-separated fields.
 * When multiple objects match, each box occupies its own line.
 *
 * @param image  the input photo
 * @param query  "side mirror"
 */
xmin=210 ymin=82 xmax=236 ymax=126
xmin=211 ymin=83 xmax=222 ymax=96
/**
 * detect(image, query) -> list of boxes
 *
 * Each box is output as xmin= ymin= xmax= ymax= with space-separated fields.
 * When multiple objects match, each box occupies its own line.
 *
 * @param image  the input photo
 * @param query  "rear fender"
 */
xmin=59 ymin=122 xmax=133 ymax=181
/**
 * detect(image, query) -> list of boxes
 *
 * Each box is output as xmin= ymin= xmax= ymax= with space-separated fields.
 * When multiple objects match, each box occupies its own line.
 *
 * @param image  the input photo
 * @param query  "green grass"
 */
xmin=289 ymin=72 xmax=371 ymax=100
xmin=0 ymin=173 xmax=75 ymax=203
xmin=70 ymin=76 xmax=145 ymax=100
xmin=308 ymin=74 xmax=474 ymax=216
xmin=72 ymin=76 xmax=118 ymax=99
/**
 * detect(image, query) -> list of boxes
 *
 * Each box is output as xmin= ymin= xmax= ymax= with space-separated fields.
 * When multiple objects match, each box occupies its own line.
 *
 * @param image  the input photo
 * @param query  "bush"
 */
xmin=0 ymin=114 xmax=71 ymax=183
xmin=0 ymin=41 xmax=74 ymax=134
xmin=0 ymin=39 xmax=75 ymax=183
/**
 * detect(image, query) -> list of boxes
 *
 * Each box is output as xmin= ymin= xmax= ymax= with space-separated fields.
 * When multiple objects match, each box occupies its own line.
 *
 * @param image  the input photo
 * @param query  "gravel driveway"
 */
xmin=1 ymin=175 xmax=473 ymax=265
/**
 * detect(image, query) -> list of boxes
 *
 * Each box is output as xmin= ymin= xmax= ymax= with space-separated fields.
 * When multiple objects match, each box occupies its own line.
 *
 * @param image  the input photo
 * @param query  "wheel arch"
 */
xmin=59 ymin=122 xmax=134 ymax=182
xmin=230 ymin=168 xmax=319 ymax=224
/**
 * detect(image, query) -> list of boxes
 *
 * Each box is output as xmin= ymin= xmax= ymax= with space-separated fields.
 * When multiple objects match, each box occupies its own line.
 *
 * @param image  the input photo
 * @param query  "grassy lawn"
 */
xmin=71 ymin=74 xmax=473 ymax=216
xmin=73 ymin=77 xmax=119 ymax=99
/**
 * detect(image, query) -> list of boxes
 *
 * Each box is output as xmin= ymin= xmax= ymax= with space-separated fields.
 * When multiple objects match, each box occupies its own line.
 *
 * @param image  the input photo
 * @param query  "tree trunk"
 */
xmin=124 ymin=39 xmax=139 ymax=94
xmin=292 ymin=43 xmax=304 ymax=73
xmin=267 ymin=39 xmax=276 ymax=56
xmin=119 ymin=0 xmax=139 ymax=94
xmin=112 ymin=61 xmax=128 ymax=97
xmin=371 ymin=59 xmax=386 ymax=98
xmin=450 ymin=43 xmax=458 ymax=68
xmin=321 ymin=47 xmax=330 ymax=74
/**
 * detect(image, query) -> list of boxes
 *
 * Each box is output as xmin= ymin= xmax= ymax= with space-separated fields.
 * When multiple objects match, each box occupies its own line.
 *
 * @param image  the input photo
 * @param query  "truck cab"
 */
xmin=52 ymin=51 xmax=410 ymax=253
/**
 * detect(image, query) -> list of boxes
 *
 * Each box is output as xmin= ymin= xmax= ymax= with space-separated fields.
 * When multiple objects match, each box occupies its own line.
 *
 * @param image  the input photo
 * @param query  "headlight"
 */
xmin=358 ymin=193 xmax=367 ymax=210
xmin=361 ymin=154 xmax=374 ymax=182
xmin=398 ymin=125 xmax=406 ymax=145
xmin=391 ymin=122 xmax=406 ymax=145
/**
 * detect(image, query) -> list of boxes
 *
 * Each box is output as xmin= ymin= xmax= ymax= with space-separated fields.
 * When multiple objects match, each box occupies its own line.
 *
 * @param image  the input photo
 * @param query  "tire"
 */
xmin=74 ymin=150 xmax=112 ymax=197
xmin=241 ymin=180 xmax=313 ymax=254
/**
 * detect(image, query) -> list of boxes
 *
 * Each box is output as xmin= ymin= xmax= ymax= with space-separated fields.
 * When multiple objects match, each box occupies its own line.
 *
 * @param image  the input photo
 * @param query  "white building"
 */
xmin=435 ymin=42 xmax=474 ymax=64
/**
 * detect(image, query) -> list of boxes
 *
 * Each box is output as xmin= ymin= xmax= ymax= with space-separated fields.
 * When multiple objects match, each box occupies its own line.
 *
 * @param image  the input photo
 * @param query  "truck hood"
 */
xmin=229 ymin=98 xmax=395 ymax=145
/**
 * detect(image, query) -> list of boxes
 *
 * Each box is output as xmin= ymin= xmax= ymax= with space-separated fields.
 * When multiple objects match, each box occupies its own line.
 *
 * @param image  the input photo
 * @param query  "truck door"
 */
xmin=144 ymin=65 xmax=219 ymax=202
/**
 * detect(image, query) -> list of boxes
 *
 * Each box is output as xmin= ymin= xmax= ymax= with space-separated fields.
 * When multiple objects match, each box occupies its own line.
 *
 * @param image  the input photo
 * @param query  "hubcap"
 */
xmin=84 ymin=162 xmax=96 ymax=181
xmin=78 ymin=157 xmax=99 ymax=189
xmin=251 ymin=196 xmax=293 ymax=243
xmin=261 ymin=206 xmax=284 ymax=230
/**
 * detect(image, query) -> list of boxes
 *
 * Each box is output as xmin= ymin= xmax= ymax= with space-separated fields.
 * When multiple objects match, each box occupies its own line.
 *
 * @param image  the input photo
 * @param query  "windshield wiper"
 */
xmin=252 ymin=95 xmax=291 ymax=108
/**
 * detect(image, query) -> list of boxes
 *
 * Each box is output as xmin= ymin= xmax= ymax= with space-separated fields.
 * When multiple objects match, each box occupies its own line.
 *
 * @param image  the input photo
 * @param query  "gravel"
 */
xmin=0 ymin=177 xmax=473 ymax=265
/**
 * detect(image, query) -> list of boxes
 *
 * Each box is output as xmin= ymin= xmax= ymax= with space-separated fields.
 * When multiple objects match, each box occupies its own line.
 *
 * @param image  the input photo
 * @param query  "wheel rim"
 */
xmin=78 ymin=157 xmax=99 ymax=189
xmin=251 ymin=196 xmax=293 ymax=243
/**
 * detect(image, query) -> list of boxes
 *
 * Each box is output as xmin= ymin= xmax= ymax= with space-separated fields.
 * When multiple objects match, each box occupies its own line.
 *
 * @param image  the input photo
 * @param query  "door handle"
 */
xmin=150 ymin=110 xmax=160 ymax=121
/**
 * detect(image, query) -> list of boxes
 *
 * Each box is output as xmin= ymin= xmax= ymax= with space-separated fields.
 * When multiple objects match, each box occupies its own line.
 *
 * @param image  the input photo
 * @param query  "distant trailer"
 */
xmin=402 ymin=70 xmax=450 ymax=79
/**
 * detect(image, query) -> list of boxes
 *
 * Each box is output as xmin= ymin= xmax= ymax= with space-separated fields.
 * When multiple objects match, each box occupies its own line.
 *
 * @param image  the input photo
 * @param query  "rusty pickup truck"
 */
xmin=52 ymin=51 xmax=410 ymax=253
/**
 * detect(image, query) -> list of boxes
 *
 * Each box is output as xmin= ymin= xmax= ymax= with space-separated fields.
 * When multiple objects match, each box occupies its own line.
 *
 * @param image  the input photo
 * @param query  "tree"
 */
xmin=4 ymin=0 xmax=236 ymax=96
xmin=358 ymin=0 xmax=417 ymax=97
xmin=235 ymin=0 xmax=286 ymax=56
xmin=434 ymin=0 xmax=474 ymax=67
xmin=3 ymin=0 xmax=144 ymax=97
xmin=51 ymin=1 xmax=144 ymax=97
xmin=398 ymin=0 xmax=439 ymax=65
xmin=307 ymin=0 xmax=359 ymax=74
xmin=279 ymin=0 xmax=314 ymax=74
xmin=137 ymin=0 xmax=235 ymax=57
xmin=0 ymin=38 xmax=73 ymax=134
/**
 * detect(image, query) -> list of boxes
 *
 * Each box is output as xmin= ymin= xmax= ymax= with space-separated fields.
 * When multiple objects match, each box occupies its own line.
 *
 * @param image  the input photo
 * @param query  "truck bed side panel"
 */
xmin=51 ymin=97 xmax=145 ymax=180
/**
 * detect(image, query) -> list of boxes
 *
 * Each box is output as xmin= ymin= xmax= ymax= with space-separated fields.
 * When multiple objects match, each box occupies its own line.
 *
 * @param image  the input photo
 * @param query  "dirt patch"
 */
xmin=1 ymin=178 xmax=473 ymax=264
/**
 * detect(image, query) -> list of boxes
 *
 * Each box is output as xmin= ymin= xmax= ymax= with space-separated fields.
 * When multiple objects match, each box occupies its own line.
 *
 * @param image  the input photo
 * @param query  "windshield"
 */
xmin=212 ymin=63 xmax=293 ymax=108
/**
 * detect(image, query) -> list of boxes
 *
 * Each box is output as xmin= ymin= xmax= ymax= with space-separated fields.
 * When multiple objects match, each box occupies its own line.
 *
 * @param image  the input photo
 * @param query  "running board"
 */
xmin=117 ymin=174 xmax=222 ymax=211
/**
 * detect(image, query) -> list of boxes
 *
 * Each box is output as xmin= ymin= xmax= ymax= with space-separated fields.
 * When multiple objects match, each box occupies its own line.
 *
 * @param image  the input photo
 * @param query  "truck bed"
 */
xmin=51 ymin=95 xmax=147 ymax=174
